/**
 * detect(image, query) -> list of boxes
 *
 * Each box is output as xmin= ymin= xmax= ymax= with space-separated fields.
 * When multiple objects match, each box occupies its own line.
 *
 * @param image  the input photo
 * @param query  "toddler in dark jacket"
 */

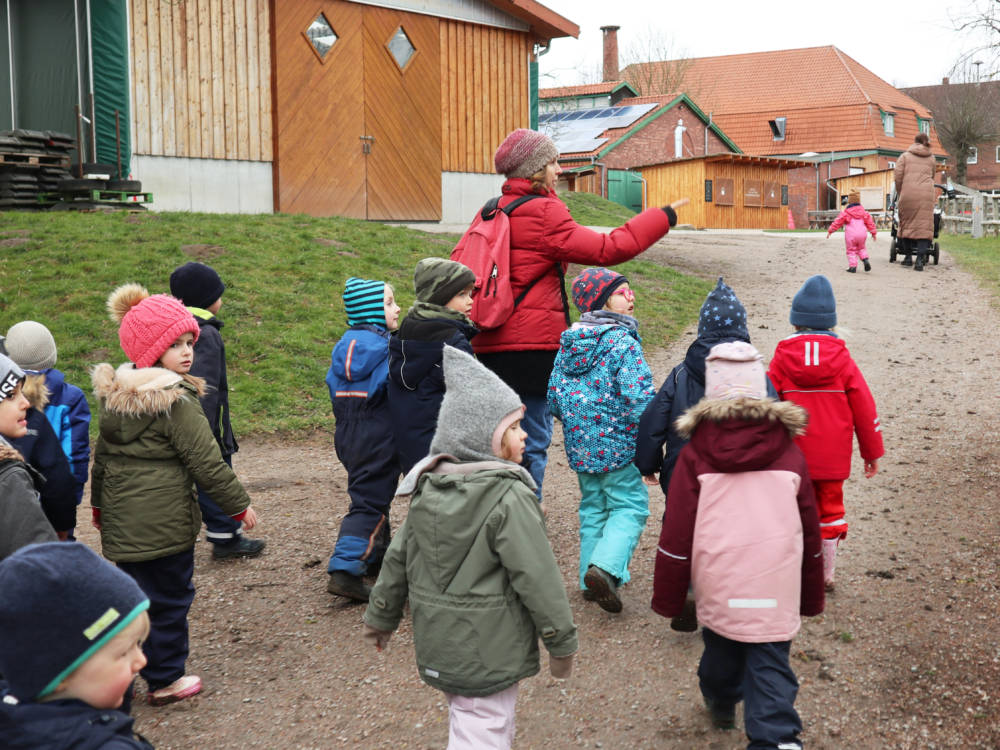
xmin=0 ymin=542 xmax=154 ymax=749
xmin=324 ymin=277 xmax=402 ymax=602
xmin=388 ymin=258 xmax=477 ymax=473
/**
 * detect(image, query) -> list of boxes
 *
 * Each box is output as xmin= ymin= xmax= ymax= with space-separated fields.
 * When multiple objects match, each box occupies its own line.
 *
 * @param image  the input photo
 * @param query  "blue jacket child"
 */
xmin=387 ymin=258 xmax=477 ymax=474
xmin=324 ymin=278 xmax=403 ymax=602
xmin=2 ymin=321 xmax=91 ymax=510
xmin=547 ymin=268 xmax=655 ymax=614
xmin=635 ymin=278 xmax=775 ymax=497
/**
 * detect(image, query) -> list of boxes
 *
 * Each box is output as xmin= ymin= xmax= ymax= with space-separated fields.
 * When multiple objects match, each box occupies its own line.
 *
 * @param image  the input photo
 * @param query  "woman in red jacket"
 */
xmin=474 ymin=128 xmax=686 ymax=498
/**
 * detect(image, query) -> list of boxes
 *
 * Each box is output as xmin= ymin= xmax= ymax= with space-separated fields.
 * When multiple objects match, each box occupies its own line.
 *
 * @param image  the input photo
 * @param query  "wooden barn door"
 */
xmin=361 ymin=7 xmax=441 ymax=220
xmin=272 ymin=1 xmax=441 ymax=220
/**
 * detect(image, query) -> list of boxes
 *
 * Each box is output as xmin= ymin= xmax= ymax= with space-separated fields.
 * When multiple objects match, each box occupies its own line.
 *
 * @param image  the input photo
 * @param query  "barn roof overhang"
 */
xmin=485 ymin=0 xmax=578 ymax=42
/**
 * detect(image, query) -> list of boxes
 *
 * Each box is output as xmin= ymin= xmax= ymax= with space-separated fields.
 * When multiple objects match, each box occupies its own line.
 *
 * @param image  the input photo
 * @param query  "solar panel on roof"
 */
xmin=540 ymin=102 xmax=658 ymax=153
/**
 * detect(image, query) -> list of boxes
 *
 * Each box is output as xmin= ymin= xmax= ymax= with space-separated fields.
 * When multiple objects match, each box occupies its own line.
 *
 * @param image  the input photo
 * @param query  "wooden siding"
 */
xmin=643 ymin=159 xmax=792 ymax=229
xmin=440 ymin=19 xmax=531 ymax=174
xmin=130 ymin=0 xmax=272 ymax=161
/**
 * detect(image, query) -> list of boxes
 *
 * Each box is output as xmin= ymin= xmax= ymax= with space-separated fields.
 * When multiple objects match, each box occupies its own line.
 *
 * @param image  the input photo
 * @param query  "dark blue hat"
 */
xmin=790 ymin=275 xmax=837 ymax=329
xmin=170 ymin=261 xmax=225 ymax=310
xmin=698 ymin=278 xmax=749 ymax=340
xmin=571 ymin=267 xmax=628 ymax=313
xmin=0 ymin=543 xmax=149 ymax=700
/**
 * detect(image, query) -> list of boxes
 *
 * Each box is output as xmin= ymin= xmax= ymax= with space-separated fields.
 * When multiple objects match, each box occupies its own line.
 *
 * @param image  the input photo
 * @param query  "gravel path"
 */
xmin=77 ymin=229 xmax=1000 ymax=749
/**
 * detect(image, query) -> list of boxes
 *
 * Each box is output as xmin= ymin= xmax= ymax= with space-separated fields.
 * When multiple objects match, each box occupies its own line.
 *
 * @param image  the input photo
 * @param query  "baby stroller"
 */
xmin=888 ymin=183 xmax=954 ymax=269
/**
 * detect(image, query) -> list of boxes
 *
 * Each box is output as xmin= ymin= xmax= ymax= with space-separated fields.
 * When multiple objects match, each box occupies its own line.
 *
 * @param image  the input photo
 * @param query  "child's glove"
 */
xmin=549 ymin=653 xmax=574 ymax=679
xmin=363 ymin=623 xmax=392 ymax=651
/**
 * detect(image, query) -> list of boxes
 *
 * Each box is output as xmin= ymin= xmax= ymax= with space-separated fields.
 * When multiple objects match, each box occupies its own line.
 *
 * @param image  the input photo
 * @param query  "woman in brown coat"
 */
xmin=893 ymin=133 xmax=936 ymax=270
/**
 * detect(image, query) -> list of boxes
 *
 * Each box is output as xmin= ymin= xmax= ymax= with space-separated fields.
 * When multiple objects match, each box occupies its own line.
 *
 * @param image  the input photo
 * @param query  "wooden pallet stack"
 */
xmin=0 ymin=130 xmax=73 ymax=209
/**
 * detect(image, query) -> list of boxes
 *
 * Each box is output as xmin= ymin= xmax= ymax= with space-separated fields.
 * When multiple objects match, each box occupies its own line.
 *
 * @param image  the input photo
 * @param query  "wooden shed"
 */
xmin=642 ymin=153 xmax=811 ymax=230
xmin=2 ymin=0 xmax=577 ymax=219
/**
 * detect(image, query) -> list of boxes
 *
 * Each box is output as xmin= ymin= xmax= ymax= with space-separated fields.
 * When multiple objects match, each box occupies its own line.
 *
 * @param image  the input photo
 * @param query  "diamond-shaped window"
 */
xmin=306 ymin=14 xmax=337 ymax=59
xmin=387 ymin=26 xmax=415 ymax=69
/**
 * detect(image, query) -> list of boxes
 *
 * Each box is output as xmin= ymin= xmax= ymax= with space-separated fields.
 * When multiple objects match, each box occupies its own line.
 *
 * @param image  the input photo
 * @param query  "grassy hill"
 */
xmin=0 ymin=197 xmax=708 ymax=435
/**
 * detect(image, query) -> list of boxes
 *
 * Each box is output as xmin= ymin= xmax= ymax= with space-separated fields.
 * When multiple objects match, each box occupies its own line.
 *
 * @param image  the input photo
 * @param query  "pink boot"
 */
xmin=822 ymin=539 xmax=839 ymax=591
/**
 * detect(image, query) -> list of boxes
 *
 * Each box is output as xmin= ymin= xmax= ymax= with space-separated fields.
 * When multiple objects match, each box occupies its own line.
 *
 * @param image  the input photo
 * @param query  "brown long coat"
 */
xmin=893 ymin=143 xmax=936 ymax=239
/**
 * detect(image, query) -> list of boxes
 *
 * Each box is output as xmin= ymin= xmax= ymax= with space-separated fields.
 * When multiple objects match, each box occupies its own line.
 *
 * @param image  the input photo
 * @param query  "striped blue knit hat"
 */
xmin=343 ymin=278 xmax=386 ymax=327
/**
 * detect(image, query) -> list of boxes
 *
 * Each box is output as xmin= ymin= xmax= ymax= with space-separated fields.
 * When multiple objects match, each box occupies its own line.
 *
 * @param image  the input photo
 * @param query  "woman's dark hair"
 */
xmin=915 ymin=132 xmax=930 ymax=146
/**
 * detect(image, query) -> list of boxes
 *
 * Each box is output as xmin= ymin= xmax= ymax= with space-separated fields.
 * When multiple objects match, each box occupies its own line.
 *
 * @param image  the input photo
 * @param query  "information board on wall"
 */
xmin=714 ymin=178 xmax=734 ymax=206
xmin=744 ymin=180 xmax=762 ymax=207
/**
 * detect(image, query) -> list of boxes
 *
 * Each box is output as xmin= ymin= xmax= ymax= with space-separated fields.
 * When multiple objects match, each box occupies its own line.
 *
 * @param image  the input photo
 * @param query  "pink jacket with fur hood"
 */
xmin=651 ymin=397 xmax=824 ymax=642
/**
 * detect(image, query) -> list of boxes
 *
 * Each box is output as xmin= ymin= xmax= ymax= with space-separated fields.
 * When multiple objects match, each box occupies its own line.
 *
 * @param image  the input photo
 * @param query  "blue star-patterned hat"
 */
xmin=698 ymin=277 xmax=749 ymax=340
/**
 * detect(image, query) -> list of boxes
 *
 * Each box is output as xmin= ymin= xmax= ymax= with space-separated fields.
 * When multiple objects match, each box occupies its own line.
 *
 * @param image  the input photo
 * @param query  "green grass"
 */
xmin=560 ymin=191 xmax=639 ymax=227
xmin=0 ymin=200 xmax=709 ymax=436
xmin=943 ymin=233 xmax=1000 ymax=299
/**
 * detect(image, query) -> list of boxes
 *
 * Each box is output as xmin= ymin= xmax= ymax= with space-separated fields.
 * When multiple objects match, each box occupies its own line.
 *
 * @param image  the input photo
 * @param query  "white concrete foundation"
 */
xmin=439 ymin=171 xmax=505 ymax=225
xmin=131 ymin=155 xmax=273 ymax=214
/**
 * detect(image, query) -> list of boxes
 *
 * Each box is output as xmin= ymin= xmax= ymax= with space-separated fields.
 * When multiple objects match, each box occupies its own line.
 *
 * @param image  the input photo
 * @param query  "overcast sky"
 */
xmin=537 ymin=0 xmax=996 ymax=91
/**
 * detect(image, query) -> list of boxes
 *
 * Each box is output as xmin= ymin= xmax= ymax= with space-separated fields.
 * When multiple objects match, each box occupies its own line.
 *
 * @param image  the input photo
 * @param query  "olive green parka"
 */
xmin=364 ymin=455 xmax=578 ymax=697
xmin=91 ymin=363 xmax=250 ymax=562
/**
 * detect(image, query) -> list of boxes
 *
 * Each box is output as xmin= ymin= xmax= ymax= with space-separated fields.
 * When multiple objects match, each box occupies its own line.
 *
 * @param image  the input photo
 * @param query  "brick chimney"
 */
xmin=601 ymin=25 xmax=620 ymax=82
xmin=942 ymin=76 xmax=949 ymax=85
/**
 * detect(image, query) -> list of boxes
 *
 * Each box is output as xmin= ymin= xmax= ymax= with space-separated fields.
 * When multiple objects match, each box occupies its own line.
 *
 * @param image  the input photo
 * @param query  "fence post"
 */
xmin=972 ymin=193 xmax=984 ymax=238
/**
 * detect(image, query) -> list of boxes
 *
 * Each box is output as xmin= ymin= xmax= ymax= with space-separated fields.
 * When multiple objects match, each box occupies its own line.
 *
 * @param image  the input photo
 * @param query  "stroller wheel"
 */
xmin=933 ymin=242 xmax=940 ymax=265
xmin=889 ymin=237 xmax=897 ymax=263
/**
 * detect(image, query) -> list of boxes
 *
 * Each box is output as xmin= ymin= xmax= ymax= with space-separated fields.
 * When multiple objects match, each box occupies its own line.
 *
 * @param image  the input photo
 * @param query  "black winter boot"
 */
xmin=327 ymin=571 xmax=371 ymax=602
xmin=863 ymin=258 xmax=871 ymax=272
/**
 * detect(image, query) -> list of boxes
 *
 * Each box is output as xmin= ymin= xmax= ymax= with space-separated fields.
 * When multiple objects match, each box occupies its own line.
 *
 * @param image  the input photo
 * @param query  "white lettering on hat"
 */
xmin=0 ymin=371 xmax=19 ymax=399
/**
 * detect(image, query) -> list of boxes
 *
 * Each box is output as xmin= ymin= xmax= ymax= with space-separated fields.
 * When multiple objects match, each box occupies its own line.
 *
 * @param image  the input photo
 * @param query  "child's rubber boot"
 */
xmin=670 ymin=594 xmax=698 ymax=632
xmin=327 ymin=571 xmax=371 ymax=602
xmin=703 ymin=695 xmax=736 ymax=730
xmin=583 ymin=565 xmax=622 ymax=613
xmin=863 ymin=258 xmax=871 ymax=272
xmin=148 ymin=675 xmax=202 ymax=706
xmin=846 ymin=266 xmax=857 ymax=273
xmin=822 ymin=538 xmax=839 ymax=592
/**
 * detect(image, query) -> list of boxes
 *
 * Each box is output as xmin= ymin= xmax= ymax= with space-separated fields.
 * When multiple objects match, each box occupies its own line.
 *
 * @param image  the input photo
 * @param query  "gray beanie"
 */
xmin=4 ymin=321 xmax=57 ymax=371
xmin=0 ymin=353 xmax=25 ymax=400
xmin=430 ymin=346 xmax=524 ymax=463
xmin=414 ymin=257 xmax=476 ymax=306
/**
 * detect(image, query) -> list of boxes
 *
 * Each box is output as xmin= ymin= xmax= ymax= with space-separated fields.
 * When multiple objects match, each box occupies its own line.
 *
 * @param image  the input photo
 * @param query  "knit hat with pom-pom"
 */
xmin=108 ymin=284 xmax=200 ymax=368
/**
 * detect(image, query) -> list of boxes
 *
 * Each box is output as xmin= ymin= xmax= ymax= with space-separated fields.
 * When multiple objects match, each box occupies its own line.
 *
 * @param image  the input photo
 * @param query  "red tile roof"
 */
xmin=621 ymin=46 xmax=946 ymax=157
xmin=540 ymin=81 xmax=635 ymax=99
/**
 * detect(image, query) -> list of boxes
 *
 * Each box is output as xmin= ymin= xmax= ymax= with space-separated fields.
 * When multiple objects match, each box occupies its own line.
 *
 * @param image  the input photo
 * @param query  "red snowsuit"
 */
xmin=768 ymin=333 xmax=884 ymax=539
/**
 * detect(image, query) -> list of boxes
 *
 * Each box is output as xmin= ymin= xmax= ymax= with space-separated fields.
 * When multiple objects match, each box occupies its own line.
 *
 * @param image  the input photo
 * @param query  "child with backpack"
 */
xmin=652 ymin=342 xmax=824 ymax=747
xmin=767 ymin=275 xmax=884 ymax=590
xmin=826 ymin=190 xmax=876 ymax=273
xmin=324 ymin=278 xmax=402 ymax=602
xmin=3 ymin=320 xmax=92 ymax=531
xmin=387 ymin=258 xmax=477 ymax=473
xmin=547 ymin=268 xmax=655 ymax=613
xmin=364 ymin=346 xmax=577 ymax=750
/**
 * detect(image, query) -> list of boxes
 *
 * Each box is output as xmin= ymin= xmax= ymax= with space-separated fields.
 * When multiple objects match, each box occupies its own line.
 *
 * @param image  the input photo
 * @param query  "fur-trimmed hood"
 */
xmin=676 ymin=397 xmax=807 ymax=439
xmin=92 ymin=363 xmax=204 ymax=420
xmin=677 ymin=397 xmax=808 ymax=475
xmin=0 ymin=437 xmax=25 ymax=464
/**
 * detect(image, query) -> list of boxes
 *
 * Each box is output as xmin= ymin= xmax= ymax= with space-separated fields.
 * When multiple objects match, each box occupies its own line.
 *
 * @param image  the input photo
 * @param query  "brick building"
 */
xmin=902 ymin=80 xmax=1000 ymax=192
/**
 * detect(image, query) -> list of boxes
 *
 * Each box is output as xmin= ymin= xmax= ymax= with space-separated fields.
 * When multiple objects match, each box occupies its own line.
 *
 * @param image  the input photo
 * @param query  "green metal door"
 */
xmin=607 ymin=169 xmax=643 ymax=213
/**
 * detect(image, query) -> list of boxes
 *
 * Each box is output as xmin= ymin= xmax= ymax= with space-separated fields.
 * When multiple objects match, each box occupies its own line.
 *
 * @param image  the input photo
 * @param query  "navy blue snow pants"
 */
xmin=698 ymin=627 xmax=803 ymax=749
xmin=118 ymin=548 xmax=195 ymax=691
xmin=328 ymin=404 xmax=400 ymax=577
xmin=197 ymin=453 xmax=242 ymax=546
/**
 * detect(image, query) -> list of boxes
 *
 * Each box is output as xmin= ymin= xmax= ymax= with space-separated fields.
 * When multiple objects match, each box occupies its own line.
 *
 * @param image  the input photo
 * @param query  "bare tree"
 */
xmin=951 ymin=0 xmax=1000 ymax=74
xmin=617 ymin=28 xmax=703 ymax=100
xmin=931 ymin=62 xmax=999 ymax=184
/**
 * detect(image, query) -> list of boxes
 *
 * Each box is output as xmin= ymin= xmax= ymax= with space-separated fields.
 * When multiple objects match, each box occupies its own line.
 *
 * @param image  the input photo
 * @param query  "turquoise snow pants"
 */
xmin=577 ymin=463 xmax=650 ymax=590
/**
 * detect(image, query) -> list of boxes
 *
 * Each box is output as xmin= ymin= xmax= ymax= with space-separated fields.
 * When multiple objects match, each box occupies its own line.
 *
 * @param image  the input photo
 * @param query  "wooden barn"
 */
xmin=642 ymin=153 xmax=811 ymax=230
xmin=1 ymin=0 xmax=577 ymax=220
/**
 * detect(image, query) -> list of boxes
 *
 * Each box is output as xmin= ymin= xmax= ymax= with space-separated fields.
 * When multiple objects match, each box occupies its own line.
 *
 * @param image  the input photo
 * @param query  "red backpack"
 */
xmin=450 ymin=194 xmax=546 ymax=330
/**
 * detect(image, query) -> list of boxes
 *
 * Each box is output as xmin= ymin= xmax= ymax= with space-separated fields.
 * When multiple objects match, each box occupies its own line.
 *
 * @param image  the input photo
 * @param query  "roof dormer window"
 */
xmin=881 ymin=110 xmax=895 ymax=137
xmin=768 ymin=117 xmax=786 ymax=141
xmin=917 ymin=117 xmax=930 ymax=135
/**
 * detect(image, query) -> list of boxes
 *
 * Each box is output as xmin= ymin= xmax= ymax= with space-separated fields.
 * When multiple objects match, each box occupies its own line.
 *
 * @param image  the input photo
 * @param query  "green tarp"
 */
xmin=91 ymin=0 xmax=130 ymax=173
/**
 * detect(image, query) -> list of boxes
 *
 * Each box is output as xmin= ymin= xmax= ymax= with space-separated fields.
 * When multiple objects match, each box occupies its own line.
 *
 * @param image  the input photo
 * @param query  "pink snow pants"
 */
xmin=844 ymin=220 xmax=870 ymax=268
xmin=445 ymin=682 xmax=519 ymax=749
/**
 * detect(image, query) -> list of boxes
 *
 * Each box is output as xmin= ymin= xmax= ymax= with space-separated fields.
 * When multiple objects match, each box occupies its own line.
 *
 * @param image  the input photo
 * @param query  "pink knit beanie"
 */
xmin=107 ymin=284 xmax=200 ymax=368
xmin=494 ymin=128 xmax=560 ymax=179
xmin=704 ymin=341 xmax=767 ymax=401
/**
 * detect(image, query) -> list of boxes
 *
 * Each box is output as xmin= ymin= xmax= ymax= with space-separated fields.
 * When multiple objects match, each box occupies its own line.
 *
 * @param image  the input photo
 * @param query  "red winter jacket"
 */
xmin=471 ymin=179 xmax=672 ymax=354
xmin=768 ymin=333 xmax=884 ymax=480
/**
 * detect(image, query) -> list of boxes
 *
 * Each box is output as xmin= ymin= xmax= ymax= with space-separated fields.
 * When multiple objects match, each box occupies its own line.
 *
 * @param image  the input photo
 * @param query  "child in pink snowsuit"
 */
xmin=827 ymin=190 xmax=876 ymax=273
